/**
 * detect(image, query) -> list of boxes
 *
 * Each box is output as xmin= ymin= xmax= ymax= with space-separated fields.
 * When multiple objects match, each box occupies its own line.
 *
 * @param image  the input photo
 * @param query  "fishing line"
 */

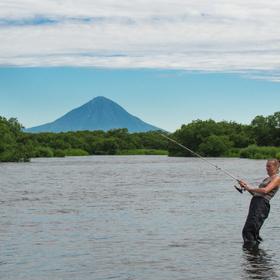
xmin=160 ymin=133 xmax=248 ymax=194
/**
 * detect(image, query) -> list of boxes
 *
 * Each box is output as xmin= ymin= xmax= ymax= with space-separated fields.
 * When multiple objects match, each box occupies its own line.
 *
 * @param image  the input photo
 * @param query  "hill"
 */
xmin=26 ymin=96 xmax=162 ymax=133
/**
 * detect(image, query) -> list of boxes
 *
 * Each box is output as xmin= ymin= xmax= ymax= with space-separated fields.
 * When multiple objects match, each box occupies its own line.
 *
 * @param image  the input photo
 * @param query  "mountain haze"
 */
xmin=26 ymin=96 xmax=162 ymax=133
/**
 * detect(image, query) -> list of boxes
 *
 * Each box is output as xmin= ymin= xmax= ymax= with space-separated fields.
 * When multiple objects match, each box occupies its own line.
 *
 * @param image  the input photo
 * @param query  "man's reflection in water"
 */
xmin=242 ymin=246 xmax=278 ymax=280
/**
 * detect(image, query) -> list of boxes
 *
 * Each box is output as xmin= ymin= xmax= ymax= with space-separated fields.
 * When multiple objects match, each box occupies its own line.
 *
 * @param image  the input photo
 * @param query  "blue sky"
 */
xmin=1 ymin=67 xmax=280 ymax=132
xmin=0 ymin=1 xmax=280 ymax=132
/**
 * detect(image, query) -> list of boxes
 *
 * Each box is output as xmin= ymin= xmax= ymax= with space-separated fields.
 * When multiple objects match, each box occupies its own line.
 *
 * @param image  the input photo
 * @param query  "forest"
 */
xmin=0 ymin=112 xmax=280 ymax=162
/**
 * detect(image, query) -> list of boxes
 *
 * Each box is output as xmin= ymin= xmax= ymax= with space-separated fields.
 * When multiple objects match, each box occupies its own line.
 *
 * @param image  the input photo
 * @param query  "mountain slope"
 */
xmin=26 ymin=96 xmax=162 ymax=133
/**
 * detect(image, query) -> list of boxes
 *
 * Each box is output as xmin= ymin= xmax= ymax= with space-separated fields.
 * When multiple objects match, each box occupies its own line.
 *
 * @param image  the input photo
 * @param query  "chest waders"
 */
xmin=242 ymin=196 xmax=270 ymax=249
xmin=242 ymin=176 xmax=279 ymax=249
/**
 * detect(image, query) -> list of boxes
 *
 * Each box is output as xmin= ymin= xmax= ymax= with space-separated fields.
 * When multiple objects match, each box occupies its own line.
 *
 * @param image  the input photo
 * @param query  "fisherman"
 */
xmin=161 ymin=134 xmax=280 ymax=248
xmin=238 ymin=159 xmax=280 ymax=249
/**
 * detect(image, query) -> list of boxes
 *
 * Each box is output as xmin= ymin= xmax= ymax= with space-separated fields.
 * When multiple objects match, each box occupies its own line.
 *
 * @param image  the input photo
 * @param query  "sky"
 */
xmin=0 ymin=1 xmax=280 ymax=132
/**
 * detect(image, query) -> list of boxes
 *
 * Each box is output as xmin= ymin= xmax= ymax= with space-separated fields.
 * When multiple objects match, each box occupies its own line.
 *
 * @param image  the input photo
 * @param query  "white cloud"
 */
xmin=1 ymin=0 xmax=280 ymax=79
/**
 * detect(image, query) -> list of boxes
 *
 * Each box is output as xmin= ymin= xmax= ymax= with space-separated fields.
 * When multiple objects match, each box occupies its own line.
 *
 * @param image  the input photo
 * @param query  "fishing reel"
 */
xmin=234 ymin=185 xmax=245 ymax=194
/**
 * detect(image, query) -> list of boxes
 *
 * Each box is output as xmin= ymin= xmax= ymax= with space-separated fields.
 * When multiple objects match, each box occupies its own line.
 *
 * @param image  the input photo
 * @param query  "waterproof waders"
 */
xmin=242 ymin=196 xmax=270 ymax=248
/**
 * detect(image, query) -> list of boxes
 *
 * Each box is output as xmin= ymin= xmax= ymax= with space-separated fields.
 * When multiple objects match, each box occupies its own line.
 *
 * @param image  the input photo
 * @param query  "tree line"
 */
xmin=170 ymin=112 xmax=280 ymax=159
xmin=0 ymin=112 xmax=280 ymax=162
xmin=0 ymin=116 xmax=168 ymax=161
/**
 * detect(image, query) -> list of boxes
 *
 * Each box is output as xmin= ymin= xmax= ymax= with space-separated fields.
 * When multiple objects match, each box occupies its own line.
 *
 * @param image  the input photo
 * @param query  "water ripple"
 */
xmin=1 ymin=156 xmax=280 ymax=280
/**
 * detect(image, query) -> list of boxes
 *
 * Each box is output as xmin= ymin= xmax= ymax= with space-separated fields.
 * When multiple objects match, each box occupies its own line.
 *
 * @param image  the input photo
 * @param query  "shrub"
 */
xmin=117 ymin=149 xmax=168 ymax=155
xmin=64 ymin=148 xmax=89 ymax=156
xmin=34 ymin=147 xmax=54 ymax=157
xmin=240 ymin=145 xmax=280 ymax=159
xmin=225 ymin=148 xmax=241 ymax=157
xmin=53 ymin=149 xmax=66 ymax=157
xmin=198 ymin=135 xmax=233 ymax=157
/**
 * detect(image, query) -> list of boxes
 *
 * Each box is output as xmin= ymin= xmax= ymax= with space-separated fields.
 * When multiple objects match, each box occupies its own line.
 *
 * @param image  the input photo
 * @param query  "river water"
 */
xmin=1 ymin=156 xmax=280 ymax=280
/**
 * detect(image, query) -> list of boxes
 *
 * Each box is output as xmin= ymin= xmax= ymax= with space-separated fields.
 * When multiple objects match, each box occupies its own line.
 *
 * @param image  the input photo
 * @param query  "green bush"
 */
xmin=34 ymin=147 xmax=54 ymax=157
xmin=240 ymin=145 xmax=280 ymax=159
xmin=117 ymin=149 xmax=168 ymax=155
xmin=64 ymin=148 xmax=89 ymax=156
xmin=225 ymin=148 xmax=241 ymax=158
xmin=92 ymin=138 xmax=119 ymax=155
xmin=0 ymin=117 xmax=32 ymax=162
xmin=0 ymin=150 xmax=28 ymax=162
xmin=198 ymin=135 xmax=233 ymax=157
xmin=53 ymin=149 xmax=66 ymax=157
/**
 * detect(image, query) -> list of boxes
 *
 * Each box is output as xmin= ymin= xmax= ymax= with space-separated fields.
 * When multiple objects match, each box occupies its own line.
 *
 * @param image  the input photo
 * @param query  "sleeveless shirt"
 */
xmin=254 ymin=175 xmax=280 ymax=201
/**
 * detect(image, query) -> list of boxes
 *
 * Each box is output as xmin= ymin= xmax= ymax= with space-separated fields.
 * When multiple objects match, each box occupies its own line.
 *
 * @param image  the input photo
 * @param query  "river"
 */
xmin=1 ymin=156 xmax=280 ymax=279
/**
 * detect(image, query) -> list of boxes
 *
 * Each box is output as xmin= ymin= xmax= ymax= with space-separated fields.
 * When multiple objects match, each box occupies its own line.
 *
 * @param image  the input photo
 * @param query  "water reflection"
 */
xmin=242 ymin=247 xmax=278 ymax=279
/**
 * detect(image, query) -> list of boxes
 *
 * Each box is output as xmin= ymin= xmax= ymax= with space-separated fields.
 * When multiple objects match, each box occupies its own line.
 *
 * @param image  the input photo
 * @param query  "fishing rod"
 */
xmin=160 ymin=133 xmax=250 ymax=194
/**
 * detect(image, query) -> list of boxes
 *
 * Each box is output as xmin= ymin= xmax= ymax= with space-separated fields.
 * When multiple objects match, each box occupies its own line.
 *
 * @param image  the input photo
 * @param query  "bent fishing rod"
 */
xmin=160 ymin=133 xmax=251 ymax=195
